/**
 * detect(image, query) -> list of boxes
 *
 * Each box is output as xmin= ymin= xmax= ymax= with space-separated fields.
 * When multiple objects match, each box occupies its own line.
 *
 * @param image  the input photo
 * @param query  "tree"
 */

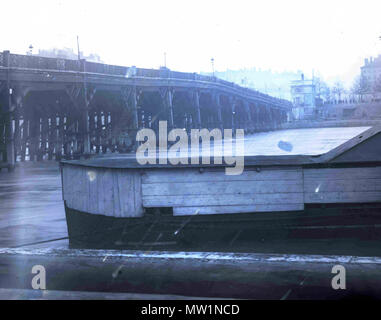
xmin=332 ymin=81 xmax=345 ymax=101
xmin=319 ymin=81 xmax=332 ymax=103
xmin=351 ymin=75 xmax=371 ymax=102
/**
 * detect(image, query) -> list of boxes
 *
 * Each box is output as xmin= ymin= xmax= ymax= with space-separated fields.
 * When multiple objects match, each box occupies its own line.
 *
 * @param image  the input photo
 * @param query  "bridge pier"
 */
xmin=28 ymin=114 xmax=38 ymax=161
xmin=162 ymin=88 xmax=174 ymax=130
xmin=81 ymin=108 xmax=90 ymax=156
xmin=231 ymin=97 xmax=236 ymax=135
xmin=95 ymin=112 xmax=102 ymax=154
xmin=20 ymin=117 xmax=28 ymax=162
xmin=128 ymin=86 xmax=140 ymax=150
xmin=65 ymin=85 xmax=94 ymax=158
xmin=193 ymin=90 xmax=202 ymax=129
xmin=131 ymin=87 xmax=139 ymax=132
xmin=1 ymin=51 xmax=15 ymax=171
xmin=212 ymin=93 xmax=224 ymax=131
xmin=57 ymin=114 xmax=64 ymax=160
xmin=243 ymin=100 xmax=252 ymax=132
xmin=257 ymin=105 xmax=265 ymax=132
xmin=47 ymin=116 xmax=54 ymax=160
xmin=255 ymin=104 xmax=262 ymax=132
xmin=13 ymin=111 xmax=20 ymax=162
xmin=4 ymin=112 xmax=15 ymax=170
xmin=0 ymin=118 xmax=4 ymax=165
xmin=81 ymin=60 xmax=91 ymax=157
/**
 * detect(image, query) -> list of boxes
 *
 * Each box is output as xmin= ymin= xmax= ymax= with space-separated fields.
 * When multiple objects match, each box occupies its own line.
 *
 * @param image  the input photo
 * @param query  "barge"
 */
xmin=60 ymin=126 xmax=381 ymax=250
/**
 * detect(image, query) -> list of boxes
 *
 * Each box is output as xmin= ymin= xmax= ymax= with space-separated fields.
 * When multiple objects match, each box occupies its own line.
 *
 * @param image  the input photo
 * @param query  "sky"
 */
xmin=1 ymin=0 xmax=381 ymax=87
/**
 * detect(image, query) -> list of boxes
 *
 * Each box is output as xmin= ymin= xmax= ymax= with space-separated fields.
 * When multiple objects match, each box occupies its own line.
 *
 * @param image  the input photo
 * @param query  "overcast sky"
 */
xmin=1 ymin=0 xmax=380 ymax=87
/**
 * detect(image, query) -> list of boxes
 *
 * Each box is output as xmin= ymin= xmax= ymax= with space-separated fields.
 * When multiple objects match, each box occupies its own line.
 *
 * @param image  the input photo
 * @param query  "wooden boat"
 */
xmin=60 ymin=126 xmax=381 ymax=249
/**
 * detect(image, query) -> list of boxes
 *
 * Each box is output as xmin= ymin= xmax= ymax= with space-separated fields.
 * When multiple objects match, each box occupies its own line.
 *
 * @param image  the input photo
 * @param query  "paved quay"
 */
xmin=0 ymin=162 xmax=68 ymax=248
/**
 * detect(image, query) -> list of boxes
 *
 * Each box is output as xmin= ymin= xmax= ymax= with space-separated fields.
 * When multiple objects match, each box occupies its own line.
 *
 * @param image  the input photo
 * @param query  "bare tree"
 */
xmin=319 ymin=81 xmax=332 ymax=103
xmin=351 ymin=75 xmax=370 ymax=102
xmin=332 ymin=81 xmax=345 ymax=102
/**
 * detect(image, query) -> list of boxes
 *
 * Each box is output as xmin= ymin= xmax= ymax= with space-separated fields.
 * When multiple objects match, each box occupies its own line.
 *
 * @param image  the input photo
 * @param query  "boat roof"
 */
xmin=242 ymin=126 xmax=370 ymax=156
xmin=61 ymin=125 xmax=381 ymax=169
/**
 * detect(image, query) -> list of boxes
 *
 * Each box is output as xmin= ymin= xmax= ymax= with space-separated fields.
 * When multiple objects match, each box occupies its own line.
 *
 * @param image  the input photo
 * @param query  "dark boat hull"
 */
xmin=65 ymin=202 xmax=381 ymax=251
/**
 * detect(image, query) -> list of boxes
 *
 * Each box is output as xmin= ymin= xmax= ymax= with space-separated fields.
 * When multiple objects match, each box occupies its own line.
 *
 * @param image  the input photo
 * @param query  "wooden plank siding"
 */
xmin=304 ymin=166 xmax=381 ymax=203
xmin=62 ymin=165 xmax=143 ymax=217
xmin=141 ymin=167 xmax=304 ymax=215
xmin=62 ymin=164 xmax=381 ymax=218
xmin=173 ymin=204 xmax=304 ymax=215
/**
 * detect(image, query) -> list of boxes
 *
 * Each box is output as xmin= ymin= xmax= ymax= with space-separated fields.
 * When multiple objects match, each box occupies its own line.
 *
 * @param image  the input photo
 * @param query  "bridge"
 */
xmin=0 ymin=50 xmax=292 ymax=171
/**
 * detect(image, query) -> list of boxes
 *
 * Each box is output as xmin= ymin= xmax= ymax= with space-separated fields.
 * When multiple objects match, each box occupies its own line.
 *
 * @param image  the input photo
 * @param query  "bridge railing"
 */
xmin=135 ymin=68 xmax=162 ymax=78
xmin=85 ymin=61 xmax=128 ymax=75
xmin=2 ymin=52 xmax=292 ymax=108
xmin=7 ymin=53 xmax=80 ymax=71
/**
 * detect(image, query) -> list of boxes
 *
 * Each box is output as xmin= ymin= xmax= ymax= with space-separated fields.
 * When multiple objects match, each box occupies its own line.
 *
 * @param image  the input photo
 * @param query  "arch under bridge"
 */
xmin=0 ymin=50 xmax=292 ymax=170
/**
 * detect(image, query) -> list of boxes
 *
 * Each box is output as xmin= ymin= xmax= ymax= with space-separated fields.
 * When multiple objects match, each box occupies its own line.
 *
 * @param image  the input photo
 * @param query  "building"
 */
xmin=360 ymin=55 xmax=381 ymax=101
xmin=290 ymin=74 xmax=317 ymax=120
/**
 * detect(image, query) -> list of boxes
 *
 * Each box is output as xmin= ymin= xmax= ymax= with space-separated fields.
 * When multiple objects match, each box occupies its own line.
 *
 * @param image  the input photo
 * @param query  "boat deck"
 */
xmin=61 ymin=126 xmax=379 ymax=168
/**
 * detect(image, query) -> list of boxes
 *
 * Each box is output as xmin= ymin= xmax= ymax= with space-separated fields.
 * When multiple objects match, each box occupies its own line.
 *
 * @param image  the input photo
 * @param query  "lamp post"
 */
xmin=211 ymin=58 xmax=215 ymax=77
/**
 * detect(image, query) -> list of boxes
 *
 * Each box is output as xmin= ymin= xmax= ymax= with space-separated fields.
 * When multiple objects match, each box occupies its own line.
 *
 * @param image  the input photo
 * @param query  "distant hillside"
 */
xmin=201 ymin=68 xmax=303 ymax=100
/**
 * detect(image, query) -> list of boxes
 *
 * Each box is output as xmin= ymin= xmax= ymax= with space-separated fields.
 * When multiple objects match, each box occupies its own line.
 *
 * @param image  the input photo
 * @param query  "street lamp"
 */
xmin=211 ymin=58 xmax=215 ymax=77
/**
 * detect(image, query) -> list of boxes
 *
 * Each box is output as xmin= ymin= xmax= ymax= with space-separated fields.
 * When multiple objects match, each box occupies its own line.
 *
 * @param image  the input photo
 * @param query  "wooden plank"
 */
xmin=132 ymin=171 xmax=143 ymax=217
xmin=304 ymin=167 xmax=381 ymax=204
xmin=62 ymin=165 xmax=143 ymax=217
xmin=173 ymin=204 xmax=304 ymax=215
xmin=142 ymin=180 xmax=303 ymax=196
xmin=117 ymin=169 xmax=143 ymax=218
xmin=63 ymin=165 xmax=86 ymax=211
xmin=112 ymin=169 xmax=122 ymax=217
xmin=142 ymin=166 xmax=303 ymax=213
xmin=305 ymin=191 xmax=381 ymax=203
xmin=81 ymin=166 xmax=90 ymax=213
xmin=304 ymin=167 xmax=381 ymax=180
xmin=100 ymin=169 xmax=115 ymax=217
xmin=143 ymin=192 xmax=303 ymax=207
xmin=62 ymin=166 xmax=69 ymax=201
xmin=143 ymin=167 xmax=302 ymax=184
xmin=87 ymin=168 xmax=99 ymax=215
xmin=117 ymin=169 xmax=132 ymax=217
xmin=304 ymin=179 xmax=381 ymax=193
xmin=96 ymin=168 xmax=105 ymax=216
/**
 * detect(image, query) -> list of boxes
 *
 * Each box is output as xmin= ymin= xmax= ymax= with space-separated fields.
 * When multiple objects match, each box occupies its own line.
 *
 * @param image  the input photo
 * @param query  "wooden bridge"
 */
xmin=0 ymin=50 xmax=292 ymax=170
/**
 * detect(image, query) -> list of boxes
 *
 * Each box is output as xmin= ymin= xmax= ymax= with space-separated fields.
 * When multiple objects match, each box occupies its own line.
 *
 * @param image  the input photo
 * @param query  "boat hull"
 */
xmin=65 ymin=202 xmax=381 ymax=250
